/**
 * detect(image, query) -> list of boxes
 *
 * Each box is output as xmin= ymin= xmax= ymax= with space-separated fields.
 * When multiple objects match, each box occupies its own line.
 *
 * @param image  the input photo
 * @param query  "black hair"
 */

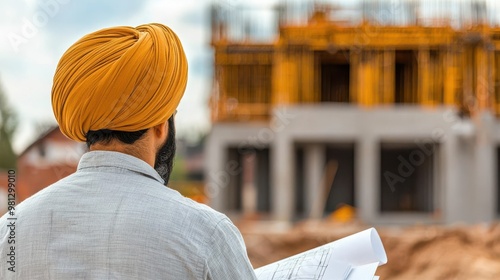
xmin=85 ymin=129 xmax=148 ymax=148
xmin=155 ymin=116 xmax=176 ymax=184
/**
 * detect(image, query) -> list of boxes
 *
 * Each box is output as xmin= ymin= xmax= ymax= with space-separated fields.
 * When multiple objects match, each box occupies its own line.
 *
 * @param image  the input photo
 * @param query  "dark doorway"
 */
xmin=380 ymin=143 xmax=436 ymax=212
xmin=294 ymin=143 xmax=356 ymax=219
xmin=395 ymin=50 xmax=418 ymax=104
xmin=321 ymin=64 xmax=350 ymax=102
xmin=226 ymin=147 xmax=271 ymax=213
xmin=324 ymin=144 xmax=356 ymax=213
xmin=318 ymin=51 xmax=351 ymax=103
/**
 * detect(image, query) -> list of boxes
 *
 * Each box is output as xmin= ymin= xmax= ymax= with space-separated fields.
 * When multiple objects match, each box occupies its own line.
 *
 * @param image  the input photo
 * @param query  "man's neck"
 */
xmin=89 ymin=141 xmax=155 ymax=168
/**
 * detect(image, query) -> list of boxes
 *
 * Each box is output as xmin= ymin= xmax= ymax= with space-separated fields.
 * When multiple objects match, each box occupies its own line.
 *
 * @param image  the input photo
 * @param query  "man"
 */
xmin=0 ymin=24 xmax=257 ymax=279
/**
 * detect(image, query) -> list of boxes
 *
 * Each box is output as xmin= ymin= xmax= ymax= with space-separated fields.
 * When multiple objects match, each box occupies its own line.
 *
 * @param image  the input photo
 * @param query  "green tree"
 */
xmin=0 ymin=80 xmax=18 ymax=170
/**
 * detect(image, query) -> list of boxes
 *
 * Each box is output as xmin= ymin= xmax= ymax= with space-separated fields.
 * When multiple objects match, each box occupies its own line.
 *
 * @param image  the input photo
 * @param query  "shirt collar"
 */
xmin=77 ymin=151 xmax=165 ymax=185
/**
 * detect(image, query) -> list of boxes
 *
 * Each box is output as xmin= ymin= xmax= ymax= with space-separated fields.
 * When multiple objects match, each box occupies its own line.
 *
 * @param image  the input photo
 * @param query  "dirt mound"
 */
xmin=239 ymin=221 xmax=500 ymax=279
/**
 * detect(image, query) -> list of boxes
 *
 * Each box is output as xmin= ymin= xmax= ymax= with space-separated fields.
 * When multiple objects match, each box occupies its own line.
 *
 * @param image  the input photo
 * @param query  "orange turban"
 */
xmin=51 ymin=23 xmax=188 ymax=142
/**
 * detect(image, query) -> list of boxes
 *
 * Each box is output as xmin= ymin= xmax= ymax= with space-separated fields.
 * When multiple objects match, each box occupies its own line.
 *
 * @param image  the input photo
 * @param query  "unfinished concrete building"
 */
xmin=206 ymin=0 xmax=500 ymax=224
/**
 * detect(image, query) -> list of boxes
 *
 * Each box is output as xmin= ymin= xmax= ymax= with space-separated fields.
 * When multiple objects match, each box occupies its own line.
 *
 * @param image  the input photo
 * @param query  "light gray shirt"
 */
xmin=0 ymin=151 xmax=257 ymax=280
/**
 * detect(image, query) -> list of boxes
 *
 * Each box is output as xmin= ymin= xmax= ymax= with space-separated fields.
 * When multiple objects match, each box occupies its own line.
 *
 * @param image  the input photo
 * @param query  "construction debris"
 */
xmin=239 ymin=221 xmax=500 ymax=280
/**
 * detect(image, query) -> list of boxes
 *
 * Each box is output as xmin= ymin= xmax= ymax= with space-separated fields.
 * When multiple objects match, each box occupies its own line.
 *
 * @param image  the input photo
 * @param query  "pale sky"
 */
xmin=1 ymin=0 xmax=499 ymax=154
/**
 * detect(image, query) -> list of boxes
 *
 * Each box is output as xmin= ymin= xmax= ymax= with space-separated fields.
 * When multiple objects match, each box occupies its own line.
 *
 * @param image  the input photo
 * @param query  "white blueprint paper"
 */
xmin=254 ymin=228 xmax=387 ymax=280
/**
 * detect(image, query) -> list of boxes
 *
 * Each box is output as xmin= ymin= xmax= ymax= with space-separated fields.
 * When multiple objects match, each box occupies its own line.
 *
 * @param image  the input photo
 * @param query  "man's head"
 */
xmin=51 ymin=23 xmax=187 ymax=185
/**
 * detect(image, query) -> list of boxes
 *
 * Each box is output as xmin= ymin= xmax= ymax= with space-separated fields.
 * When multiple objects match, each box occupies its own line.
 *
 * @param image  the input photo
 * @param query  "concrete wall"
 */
xmin=206 ymin=104 xmax=499 ymax=224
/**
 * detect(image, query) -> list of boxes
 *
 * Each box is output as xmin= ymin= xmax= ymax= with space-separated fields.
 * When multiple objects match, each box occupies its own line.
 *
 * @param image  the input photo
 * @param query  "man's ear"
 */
xmin=152 ymin=121 xmax=168 ymax=147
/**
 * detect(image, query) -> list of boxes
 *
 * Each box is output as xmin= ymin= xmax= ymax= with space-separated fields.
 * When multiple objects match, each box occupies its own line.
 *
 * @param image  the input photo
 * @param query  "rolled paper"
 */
xmin=330 ymin=227 xmax=388 ymax=266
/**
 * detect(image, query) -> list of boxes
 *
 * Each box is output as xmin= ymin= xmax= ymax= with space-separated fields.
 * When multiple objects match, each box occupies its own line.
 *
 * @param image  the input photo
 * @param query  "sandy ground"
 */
xmin=239 ymin=221 xmax=500 ymax=280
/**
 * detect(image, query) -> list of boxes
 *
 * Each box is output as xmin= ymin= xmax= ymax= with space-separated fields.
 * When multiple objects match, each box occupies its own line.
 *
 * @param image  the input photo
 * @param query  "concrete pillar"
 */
xmin=205 ymin=130 xmax=228 ymax=212
xmin=444 ymin=128 xmax=475 ymax=223
xmin=357 ymin=138 xmax=378 ymax=222
xmin=272 ymin=136 xmax=294 ymax=221
xmin=304 ymin=144 xmax=326 ymax=219
xmin=473 ymin=112 xmax=496 ymax=222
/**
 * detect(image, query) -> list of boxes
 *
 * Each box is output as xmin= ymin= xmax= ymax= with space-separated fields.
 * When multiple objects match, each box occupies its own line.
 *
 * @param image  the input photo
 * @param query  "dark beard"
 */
xmin=154 ymin=116 xmax=176 ymax=186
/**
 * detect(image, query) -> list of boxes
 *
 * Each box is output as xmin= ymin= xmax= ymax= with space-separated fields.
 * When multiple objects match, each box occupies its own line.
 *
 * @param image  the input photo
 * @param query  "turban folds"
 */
xmin=51 ymin=23 xmax=188 ymax=142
